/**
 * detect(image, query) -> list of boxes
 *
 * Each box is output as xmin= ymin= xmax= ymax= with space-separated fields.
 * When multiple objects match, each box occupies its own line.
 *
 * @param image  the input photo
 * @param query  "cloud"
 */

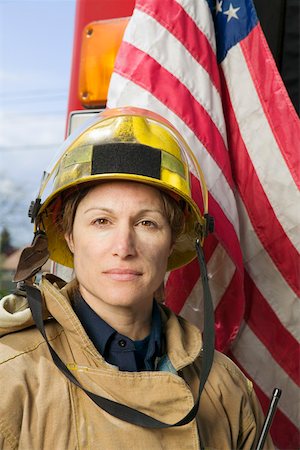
xmin=0 ymin=70 xmax=23 ymax=85
xmin=0 ymin=176 xmax=23 ymax=215
xmin=0 ymin=112 xmax=66 ymax=182
xmin=0 ymin=172 xmax=33 ymax=246
xmin=0 ymin=111 xmax=66 ymax=147
xmin=0 ymin=176 xmax=23 ymax=199
xmin=0 ymin=68 xmax=68 ymax=90
xmin=0 ymin=112 xmax=67 ymax=246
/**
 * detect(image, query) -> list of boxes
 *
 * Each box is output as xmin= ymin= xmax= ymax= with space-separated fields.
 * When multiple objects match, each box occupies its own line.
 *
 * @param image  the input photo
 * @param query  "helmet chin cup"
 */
xmin=13 ymin=231 xmax=49 ymax=283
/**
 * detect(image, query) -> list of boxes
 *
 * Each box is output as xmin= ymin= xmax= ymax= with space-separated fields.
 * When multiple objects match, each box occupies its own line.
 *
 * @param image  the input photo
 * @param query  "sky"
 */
xmin=0 ymin=0 xmax=76 ymax=247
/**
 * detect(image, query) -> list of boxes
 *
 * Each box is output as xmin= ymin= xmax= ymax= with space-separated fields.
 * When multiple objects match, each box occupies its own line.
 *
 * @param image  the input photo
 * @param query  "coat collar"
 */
xmin=41 ymin=275 xmax=203 ymax=371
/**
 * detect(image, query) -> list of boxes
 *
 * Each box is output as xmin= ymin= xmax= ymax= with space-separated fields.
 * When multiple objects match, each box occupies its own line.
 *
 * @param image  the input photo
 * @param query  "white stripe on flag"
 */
xmin=180 ymin=244 xmax=235 ymax=330
xmin=236 ymin=194 xmax=300 ymax=340
xmin=123 ymin=9 xmax=227 ymax=140
xmin=231 ymin=324 xmax=300 ymax=428
xmin=222 ymin=45 xmax=300 ymax=251
xmin=174 ymin=0 xmax=216 ymax=52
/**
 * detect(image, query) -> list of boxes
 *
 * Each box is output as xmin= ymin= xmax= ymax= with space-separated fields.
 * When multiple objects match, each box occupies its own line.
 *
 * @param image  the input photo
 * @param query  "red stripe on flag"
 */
xmin=220 ymin=70 xmax=300 ymax=296
xmin=136 ymin=0 xmax=221 ymax=93
xmin=165 ymin=233 xmax=218 ymax=314
xmin=114 ymin=42 xmax=234 ymax=188
xmin=214 ymin=269 xmax=245 ymax=351
xmin=166 ymin=259 xmax=199 ymax=314
xmin=228 ymin=352 xmax=300 ymax=449
xmin=241 ymin=25 xmax=300 ymax=190
xmin=166 ymin=245 xmax=245 ymax=352
xmin=244 ymin=271 xmax=300 ymax=386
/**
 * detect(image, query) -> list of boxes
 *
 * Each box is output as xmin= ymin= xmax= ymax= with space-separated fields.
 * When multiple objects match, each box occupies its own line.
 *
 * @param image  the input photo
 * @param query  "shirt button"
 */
xmin=118 ymin=339 xmax=127 ymax=348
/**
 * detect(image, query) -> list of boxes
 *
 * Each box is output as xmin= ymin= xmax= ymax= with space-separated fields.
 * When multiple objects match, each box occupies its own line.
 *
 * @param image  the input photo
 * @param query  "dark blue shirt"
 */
xmin=72 ymin=292 xmax=163 ymax=372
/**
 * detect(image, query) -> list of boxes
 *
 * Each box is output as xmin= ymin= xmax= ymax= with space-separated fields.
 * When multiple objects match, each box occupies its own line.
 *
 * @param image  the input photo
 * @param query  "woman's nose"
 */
xmin=112 ymin=224 xmax=136 ymax=258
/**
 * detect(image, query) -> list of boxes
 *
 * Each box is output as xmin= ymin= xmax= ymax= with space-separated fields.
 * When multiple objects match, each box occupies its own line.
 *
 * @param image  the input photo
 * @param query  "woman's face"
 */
xmin=65 ymin=181 xmax=173 ymax=314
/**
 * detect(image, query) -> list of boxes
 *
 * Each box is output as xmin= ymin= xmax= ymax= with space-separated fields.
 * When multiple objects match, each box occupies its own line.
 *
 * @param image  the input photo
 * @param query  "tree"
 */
xmin=0 ymin=227 xmax=15 ymax=256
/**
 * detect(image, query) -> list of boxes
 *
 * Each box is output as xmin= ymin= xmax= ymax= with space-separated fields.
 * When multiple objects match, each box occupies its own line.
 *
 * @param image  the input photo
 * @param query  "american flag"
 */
xmin=107 ymin=0 xmax=300 ymax=447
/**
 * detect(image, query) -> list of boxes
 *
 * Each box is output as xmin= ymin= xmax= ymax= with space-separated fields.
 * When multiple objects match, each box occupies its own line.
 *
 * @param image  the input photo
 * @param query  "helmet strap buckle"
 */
xmin=204 ymin=213 xmax=214 ymax=237
xmin=28 ymin=198 xmax=42 ymax=223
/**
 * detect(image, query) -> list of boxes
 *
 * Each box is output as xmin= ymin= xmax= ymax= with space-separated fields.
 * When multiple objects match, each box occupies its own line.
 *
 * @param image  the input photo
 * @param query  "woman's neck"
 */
xmin=78 ymin=287 xmax=153 ymax=341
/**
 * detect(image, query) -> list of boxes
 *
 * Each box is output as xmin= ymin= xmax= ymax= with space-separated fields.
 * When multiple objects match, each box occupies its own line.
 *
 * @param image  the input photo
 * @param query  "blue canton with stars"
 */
xmin=206 ymin=0 xmax=258 ymax=63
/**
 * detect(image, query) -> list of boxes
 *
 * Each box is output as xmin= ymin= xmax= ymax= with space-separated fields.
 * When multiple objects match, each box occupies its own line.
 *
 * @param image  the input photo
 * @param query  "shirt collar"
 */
xmin=72 ymin=291 xmax=115 ymax=357
xmin=72 ymin=291 xmax=162 ymax=364
xmin=145 ymin=300 xmax=163 ymax=363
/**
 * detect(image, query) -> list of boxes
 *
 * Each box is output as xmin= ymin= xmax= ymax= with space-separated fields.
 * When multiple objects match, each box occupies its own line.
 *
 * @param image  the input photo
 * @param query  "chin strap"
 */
xmin=195 ymin=238 xmax=215 ymax=385
xmin=23 ymin=239 xmax=214 ymax=445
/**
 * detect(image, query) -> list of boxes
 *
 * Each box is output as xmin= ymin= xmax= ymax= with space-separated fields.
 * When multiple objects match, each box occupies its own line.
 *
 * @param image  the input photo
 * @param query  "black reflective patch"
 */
xmin=91 ymin=143 xmax=161 ymax=179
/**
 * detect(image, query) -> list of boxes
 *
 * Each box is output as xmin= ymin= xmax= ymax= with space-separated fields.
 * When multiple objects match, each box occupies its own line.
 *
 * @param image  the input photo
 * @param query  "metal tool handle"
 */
xmin=255 ymin=388 xmax=282 ymax=450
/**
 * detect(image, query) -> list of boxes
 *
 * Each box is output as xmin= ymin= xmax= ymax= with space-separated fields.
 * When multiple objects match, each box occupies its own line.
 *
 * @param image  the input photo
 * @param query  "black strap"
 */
xmin=24 ymin=240 xmax=214 ymax=430
xmin=195 ymin=239 xmax=215 ymax=391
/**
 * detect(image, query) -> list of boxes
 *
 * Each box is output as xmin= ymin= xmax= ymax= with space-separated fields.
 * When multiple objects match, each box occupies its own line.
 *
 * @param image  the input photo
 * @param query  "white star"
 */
xmin=223 ymin=3 xmax=240 ymax=22
xmin=216 ymin=0 xmax=223 ymax=13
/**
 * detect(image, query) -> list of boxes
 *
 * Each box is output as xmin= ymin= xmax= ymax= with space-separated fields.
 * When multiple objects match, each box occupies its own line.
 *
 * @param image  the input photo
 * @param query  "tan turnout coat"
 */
xmin=0 ymin=276 xmax=273 ymax=450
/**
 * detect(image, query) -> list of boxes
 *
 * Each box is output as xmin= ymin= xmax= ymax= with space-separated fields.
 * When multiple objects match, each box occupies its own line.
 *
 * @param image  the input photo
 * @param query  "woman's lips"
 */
xmin=103 ymin=268 xmax=143 ymax=281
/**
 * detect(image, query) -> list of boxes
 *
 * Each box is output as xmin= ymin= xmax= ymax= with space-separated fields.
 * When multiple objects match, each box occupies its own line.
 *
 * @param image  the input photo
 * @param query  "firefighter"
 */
xmin=0 ymin=107 xmax=273 ymax=449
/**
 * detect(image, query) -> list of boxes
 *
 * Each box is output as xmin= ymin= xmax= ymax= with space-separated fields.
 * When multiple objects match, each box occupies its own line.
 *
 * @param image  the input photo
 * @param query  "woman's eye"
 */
xmin=93 ymin=218 xmax=109 ymax=226
xmin=139 ymin=220 xmax=156 ymax=227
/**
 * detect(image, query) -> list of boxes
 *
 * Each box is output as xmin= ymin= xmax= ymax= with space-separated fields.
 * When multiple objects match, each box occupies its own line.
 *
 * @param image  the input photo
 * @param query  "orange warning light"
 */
xmin=78 ymin=17 xmax=129 ymax=108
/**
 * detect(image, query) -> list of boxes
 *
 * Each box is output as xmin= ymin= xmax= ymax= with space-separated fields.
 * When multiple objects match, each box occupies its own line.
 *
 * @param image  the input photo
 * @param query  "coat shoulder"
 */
xmin=0 ymin=319 xmax=61 ymax=367
xmin=212 ymin=350 xmax=254 ymax=393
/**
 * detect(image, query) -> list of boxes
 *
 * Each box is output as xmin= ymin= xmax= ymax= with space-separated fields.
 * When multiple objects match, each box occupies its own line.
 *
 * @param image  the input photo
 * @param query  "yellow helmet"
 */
xmin=30 ymin=107 xmax=210 ymax=271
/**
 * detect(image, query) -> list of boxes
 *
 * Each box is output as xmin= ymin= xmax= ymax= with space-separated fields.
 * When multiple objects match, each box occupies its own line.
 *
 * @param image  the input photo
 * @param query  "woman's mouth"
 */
xmin=103 ymin=268 xmax=143 ymax=281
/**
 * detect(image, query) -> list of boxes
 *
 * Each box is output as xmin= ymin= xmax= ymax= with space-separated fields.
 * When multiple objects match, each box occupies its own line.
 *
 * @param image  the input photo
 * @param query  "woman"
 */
xmin=0 ymin=108 xmax=273 ymax=449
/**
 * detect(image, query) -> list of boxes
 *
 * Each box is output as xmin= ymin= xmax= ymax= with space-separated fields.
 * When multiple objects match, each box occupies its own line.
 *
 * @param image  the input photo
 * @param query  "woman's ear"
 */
xmin=64 ymin=233 xmax=74 ymax=253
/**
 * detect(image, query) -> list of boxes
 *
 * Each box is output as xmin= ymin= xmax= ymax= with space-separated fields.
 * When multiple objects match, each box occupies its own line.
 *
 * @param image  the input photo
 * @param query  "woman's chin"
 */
xmin=88 ymin=287 xmax=153 ymax=310
xmin=103 ymin=295 xmax=150 ymax=310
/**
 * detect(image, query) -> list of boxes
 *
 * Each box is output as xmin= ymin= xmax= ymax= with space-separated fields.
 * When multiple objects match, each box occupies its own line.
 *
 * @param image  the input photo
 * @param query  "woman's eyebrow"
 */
xmin=136 ymin=208 xmax=165 ymax=216
xmin=83 ymin=207 xmax=114 ymax=214
xmin=83 ymin=207 xmax=165 ymax=215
